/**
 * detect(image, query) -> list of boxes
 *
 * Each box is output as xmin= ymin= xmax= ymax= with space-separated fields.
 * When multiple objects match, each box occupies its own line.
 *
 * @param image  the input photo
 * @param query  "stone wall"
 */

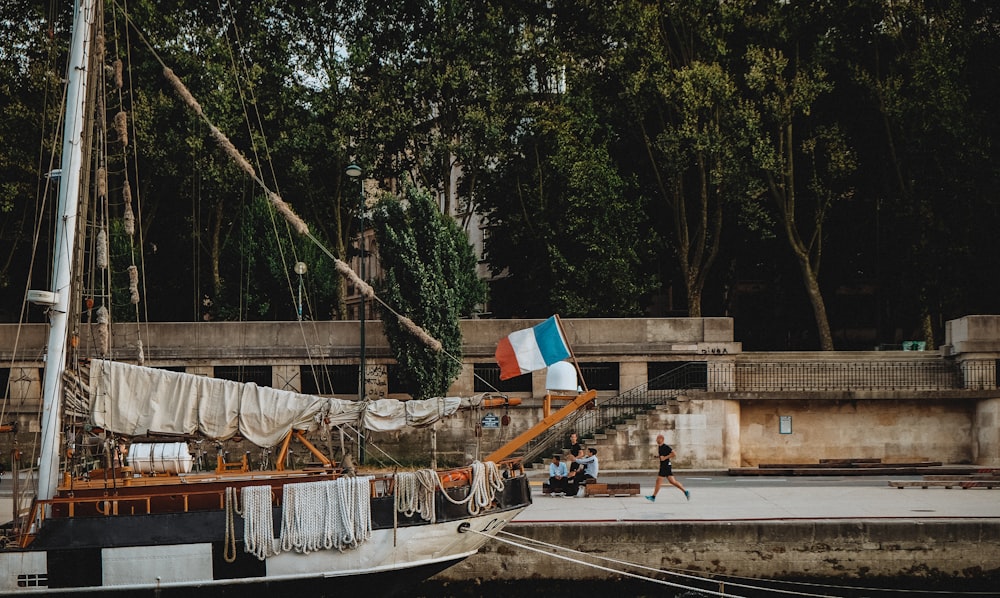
xmin=736 ymin=398 xmax=976 ymax=466
xmin=437 ymin=520 xmax=1000 ymax=582
xmin=2 ymin=316 xmax=999 ymax=467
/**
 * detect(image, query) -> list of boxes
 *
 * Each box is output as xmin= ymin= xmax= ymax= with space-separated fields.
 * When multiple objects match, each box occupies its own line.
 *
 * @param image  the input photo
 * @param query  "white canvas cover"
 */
xmin=86 ymin=360 xmax=463 ymax=446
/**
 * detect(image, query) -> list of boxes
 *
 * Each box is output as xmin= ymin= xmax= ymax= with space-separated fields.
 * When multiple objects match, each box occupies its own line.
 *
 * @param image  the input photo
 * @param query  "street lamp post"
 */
xmin=345 ymin=164 xmax=365 ymax=464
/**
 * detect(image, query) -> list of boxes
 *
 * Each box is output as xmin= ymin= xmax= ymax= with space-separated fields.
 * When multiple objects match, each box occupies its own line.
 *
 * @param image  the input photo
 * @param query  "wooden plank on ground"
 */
xmin=888 ymin=480 xmax=998 ymax=489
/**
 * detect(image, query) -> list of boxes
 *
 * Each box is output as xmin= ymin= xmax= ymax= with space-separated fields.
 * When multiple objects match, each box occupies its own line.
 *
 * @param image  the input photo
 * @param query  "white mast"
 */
xmin=36 ymin=0 xmax=98 ymax=502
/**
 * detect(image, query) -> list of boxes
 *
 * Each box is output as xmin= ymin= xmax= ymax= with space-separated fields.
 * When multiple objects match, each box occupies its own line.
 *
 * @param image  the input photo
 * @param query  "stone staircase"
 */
xmin=527 ymin=397 xmax=684 ymax=471
xmin=521 ymin=362 xmax=707 ymax=471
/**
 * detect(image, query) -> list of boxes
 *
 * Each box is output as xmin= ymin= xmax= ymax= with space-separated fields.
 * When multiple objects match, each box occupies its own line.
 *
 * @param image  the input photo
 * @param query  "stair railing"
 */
xmin=519 ymin=362 xmax=708 ymax=465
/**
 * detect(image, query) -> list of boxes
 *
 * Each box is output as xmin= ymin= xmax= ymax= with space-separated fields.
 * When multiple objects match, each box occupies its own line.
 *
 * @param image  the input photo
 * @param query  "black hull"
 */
xmin=12 ymin=559 xmax=462 ymax=598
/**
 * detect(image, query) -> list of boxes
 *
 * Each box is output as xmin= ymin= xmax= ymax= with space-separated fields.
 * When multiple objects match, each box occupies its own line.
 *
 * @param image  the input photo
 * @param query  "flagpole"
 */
xmin=554 ymin=314 xmax=589 ymax=392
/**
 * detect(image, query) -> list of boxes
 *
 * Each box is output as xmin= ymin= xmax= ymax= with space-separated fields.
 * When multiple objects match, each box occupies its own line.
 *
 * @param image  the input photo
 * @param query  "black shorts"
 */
xmin=658 ymin=461 xmax=673 ymax=477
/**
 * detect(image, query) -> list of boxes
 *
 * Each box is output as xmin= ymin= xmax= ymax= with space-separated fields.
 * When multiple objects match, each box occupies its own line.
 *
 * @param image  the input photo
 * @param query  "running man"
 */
xmin=646 ymin=434 xmax=689 ymax=502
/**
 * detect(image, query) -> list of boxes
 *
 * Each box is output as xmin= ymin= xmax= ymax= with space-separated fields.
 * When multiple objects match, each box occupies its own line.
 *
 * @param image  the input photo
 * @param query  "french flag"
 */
xmin=494 ymin=316 xmax=571 ymax=380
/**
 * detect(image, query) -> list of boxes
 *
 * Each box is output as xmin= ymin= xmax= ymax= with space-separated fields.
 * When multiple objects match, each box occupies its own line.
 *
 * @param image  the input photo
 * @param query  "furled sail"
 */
xmin=73 ymin=359 xmax=463 ymax=446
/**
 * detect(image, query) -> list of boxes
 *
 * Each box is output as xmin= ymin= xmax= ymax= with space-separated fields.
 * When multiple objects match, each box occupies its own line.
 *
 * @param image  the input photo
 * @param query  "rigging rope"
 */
xmin=470 ymin=527 xmax=746 ymax=597
xmin=493 ymin=529 xmax=996 ymax=597
xmin=109 ymin=5 xmax=525 ymax=396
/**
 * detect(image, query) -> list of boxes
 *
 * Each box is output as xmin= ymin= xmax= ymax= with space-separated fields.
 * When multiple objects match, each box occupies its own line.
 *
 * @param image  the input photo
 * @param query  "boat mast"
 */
xmin=36 ymin=0 xmax=98 ymax=502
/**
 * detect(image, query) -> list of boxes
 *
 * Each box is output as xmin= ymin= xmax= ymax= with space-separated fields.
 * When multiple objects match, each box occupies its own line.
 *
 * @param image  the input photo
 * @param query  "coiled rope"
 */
xmin=278 ymin=476 xmax=373 ymax=555
xmin=223 ymin=487 xmax=239 ymax=563
xmin=242 ymin=485 xmax=277 ymax=560
xmin=228 ymin=477 xmax=373 ymax=561
xmin=395 ymin=469 xmax=440 ymax=522
xmin=433 ymin=461 xmax=506 ymax=516
xmin=393 ymin=461 xmax=506 ymax=523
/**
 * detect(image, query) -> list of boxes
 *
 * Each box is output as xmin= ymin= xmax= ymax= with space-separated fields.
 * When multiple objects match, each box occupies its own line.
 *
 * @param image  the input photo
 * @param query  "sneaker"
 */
xmin=684 ymin=490 xmax=691 ymax=501
xmin=645 ymin=495 xmax=655 ymax=502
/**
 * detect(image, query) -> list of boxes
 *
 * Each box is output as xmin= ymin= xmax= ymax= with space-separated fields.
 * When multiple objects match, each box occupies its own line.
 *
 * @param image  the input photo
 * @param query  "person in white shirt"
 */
xmin=567 ymin=448 xmax=599 ymax=496
xmin=547 ymin=454 xmax=568 ymax=496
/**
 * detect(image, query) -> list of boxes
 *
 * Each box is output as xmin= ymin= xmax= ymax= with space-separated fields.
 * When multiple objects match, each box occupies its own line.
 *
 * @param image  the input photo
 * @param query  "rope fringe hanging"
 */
xmin=96 ymin=228 xmax=108 ymax=269
xmin=95 ymin=305 xmax=110 ymax=356
xmin=122 ymin=179 xmax=134 ymax=237
xmin=127 ymin=265 xmax=139 ymax=305
xmin=97 ymin=166 xmax=107 ymax=199
xmin=114 ymin=111 xmax=128 ymax=146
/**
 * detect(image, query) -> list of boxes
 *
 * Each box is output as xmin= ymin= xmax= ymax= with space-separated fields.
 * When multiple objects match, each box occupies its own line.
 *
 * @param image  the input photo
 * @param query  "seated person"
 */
xmin=547 ymin=454 xmax=568 ymax=495
xmin=567 ymin=447 xmax=599 ymax=496
xmin=567 ymin=432 xmax=583 ymax=473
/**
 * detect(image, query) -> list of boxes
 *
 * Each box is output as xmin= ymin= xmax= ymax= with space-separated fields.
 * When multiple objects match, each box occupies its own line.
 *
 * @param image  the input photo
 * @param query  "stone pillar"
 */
xmin=974 ymin=398 xmax=1000 ymax=466
xmin=186 ymin=365 xmax=213 ymax=377
xmin=273 ymin=365 xmax=301 ymax=392
xmin=446 ymin=363 xmax=476 ymax=396
xmin=365 ymin=363 xmax=388 ymax=399
xmin=722 ymin=399 xmax=741 ymax=468
xmin=619 ymin=361 xmax=646 ymax=393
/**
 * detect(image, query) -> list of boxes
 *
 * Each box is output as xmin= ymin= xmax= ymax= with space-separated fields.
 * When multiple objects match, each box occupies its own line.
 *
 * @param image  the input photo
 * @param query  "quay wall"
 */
xmin=437 ymin=519 xmax=1000 ymax=582
xmin=2 ymin=316 xmax=999 ymax=468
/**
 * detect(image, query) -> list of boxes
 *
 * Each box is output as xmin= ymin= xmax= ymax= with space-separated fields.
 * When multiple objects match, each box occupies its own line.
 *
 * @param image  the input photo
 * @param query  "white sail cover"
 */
xmin=85 ymin=360 xmax=463 ymax=446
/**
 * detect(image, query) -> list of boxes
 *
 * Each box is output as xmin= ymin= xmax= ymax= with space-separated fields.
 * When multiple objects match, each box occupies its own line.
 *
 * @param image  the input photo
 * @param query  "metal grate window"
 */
xmin=473 ymin=363 xmax=532 ymax=393
xmin=300 ymin=364 xmax=358 ymax=395
xmin=214 ymin=365 xmax=272 ymax=387
xmin=647 ymin=361 xmax=708 ymax=390
xmin=577 ymin=362 xmax=619 ymax=392
xmin=387 ymin=364 xmax=416 ymax=396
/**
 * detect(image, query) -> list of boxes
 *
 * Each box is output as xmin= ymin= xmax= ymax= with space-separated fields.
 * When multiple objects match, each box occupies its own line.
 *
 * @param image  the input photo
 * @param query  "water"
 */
xmin=406 ymin=576 xmax=1000 ymax=597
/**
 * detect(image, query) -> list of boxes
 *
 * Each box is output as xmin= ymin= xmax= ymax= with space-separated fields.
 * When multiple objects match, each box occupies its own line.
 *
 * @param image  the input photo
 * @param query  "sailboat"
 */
xmin=0 ymin=1 xmax=534 ymax=595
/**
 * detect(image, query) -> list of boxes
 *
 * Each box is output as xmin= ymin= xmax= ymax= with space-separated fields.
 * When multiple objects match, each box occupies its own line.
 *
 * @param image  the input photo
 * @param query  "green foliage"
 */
xmin=480 ymin=95 xmax=653 ymax=318
xmin=2 ymin=0 xmax=1000 ymax=351
xmin=370 ymin=186 xmax=485 ymax=399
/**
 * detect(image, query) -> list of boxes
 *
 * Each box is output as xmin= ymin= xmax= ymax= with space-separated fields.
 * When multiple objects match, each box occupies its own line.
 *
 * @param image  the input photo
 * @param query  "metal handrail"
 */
xmin=727 ymin=359 xmax=994 ymax=392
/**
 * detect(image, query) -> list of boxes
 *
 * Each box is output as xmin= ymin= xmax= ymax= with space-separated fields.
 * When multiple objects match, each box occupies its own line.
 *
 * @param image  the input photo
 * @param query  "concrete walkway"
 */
xmin=516 ymin=470 xmax=1000 ymax=523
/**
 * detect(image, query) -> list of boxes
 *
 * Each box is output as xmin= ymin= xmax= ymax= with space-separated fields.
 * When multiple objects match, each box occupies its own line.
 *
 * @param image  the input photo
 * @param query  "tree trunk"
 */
xmin=795 ymin=255 xmax=834 ymax=350
xmin=686 ymin=286 xmax=703 ymax=318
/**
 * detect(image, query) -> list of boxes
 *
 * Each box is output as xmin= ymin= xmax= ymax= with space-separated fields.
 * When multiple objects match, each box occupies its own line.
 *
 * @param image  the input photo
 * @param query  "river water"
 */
xmin=407 ymin=576 xmax=1000 ymax=597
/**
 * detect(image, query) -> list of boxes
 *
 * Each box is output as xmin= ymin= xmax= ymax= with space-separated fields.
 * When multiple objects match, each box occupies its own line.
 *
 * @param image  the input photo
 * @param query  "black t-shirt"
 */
xmin=569 ymin=442 xmax=582 ymax=458
xmin=659 ymin=444 xmax=672 ymax=462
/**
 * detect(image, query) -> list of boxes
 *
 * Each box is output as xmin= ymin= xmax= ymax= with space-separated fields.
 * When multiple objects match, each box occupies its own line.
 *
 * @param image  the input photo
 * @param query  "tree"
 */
xmin=847 ymin=0 xmax=999 ymax=346
xmin=0 ymin=1 xmax=71 ymax=319
xmin=370 ymin=185 xmax=485 ymax=399
xmin=479 ymin=96 xmax=652 ymax=317
xmin=110 ymin=0 xmax=355 ymax=321
xmin=741 ymin=0 xmax=857 ymax=351
xmin=612 ymin=0 xmax=759 ymax=317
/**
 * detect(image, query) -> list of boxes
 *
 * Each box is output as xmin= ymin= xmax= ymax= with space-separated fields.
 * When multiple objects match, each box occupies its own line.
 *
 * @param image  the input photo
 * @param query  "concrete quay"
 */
xmin=436 ymin=470 xmax=1000 ymax=586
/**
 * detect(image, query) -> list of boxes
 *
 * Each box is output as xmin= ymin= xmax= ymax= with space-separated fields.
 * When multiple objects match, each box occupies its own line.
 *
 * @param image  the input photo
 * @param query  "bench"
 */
xmin=583 ymin=483 xmax=640 ymax=497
